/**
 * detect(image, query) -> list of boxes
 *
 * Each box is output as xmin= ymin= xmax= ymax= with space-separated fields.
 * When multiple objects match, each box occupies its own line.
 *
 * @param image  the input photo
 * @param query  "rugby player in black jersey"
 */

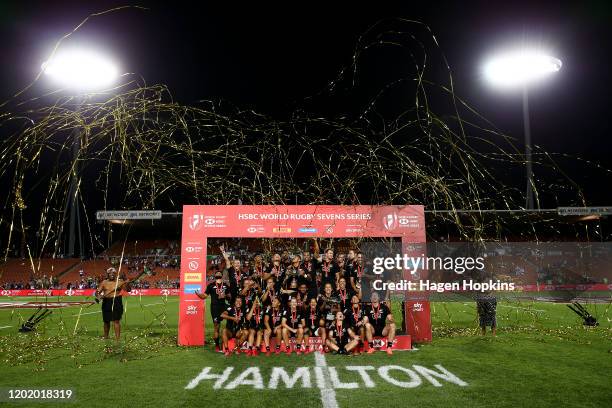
xmin=245 ymin=296 xmax=265 ymax=356
xmin=318 ymin=248 xmax=337 ymax=289
xmin=195 ymin=270 xmax=230 ymax=351
xmin=220 ymin=297 xmax=248 ymax=356
xmin=263 ymin=297 xmax=284 ymax=355
xmin=335 ymin=277 xmax=356 ymax=314
xmin=303 ymin=297 xmax=326 ymax=353
xmin=364 ymin=291 xmax=396 ymax=355
xmin=281 ymin=298 xmax=305 ymax=355
xmin=326 ymin=311 xmax=359 ymax=354
xmin=260 ymin=277 xmax=280 ymax=306
xmin=345 ymin=295 xmax=366 ymax=354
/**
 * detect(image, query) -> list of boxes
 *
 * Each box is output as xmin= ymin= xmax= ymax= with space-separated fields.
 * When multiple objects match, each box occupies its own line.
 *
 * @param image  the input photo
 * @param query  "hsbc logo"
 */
xmin=371 ymin=339 xmax=385 ymax=348
xmin=383 ymin=213 xmax=398 ymax=230
xmin=185 ymin=246 xmax=203 ymax=253
xmin=188 ymin=260 xmax=199 ymax=271
xmin=131 ymin=289 xmax=140 ymax=295
xmin=247 ymin=227 xmax=257 ymax=233
xmin=1 ymin=290 xmax=10 ymax=296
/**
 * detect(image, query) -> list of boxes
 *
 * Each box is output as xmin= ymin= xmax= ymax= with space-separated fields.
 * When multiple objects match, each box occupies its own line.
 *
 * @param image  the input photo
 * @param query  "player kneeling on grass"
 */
xmin=246 ymin=297 xmax=265 ymax=356
xmin=365 ymin=291 xmax=396 ymax=355
xmin=304 ymin=297 xmax=326 ymax=353
xmin=326 ymin=311 xmax=359 ymax=354
xmin=221 ymin=297 xmax=248 ymax=356
xmin=281 ymin=298 xmax=305 ymax=355
xmin=195 ymin=271 xmax=230 ymax=352
xmin=263 ymin=297 xmax=284 ymax=355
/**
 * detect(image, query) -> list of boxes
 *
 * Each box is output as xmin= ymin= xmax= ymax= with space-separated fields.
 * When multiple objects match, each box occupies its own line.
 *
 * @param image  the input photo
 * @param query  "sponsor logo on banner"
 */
xmin=160 ymin=289 xmax=170 ymax=296
xmin=383 ymin=213 xmax=398 ymax=230
xmin=188 ymin=214 xmax=204 ymax=231
xmin=413 ymin=302 xmax=424 ymax=312
xmin=188 ymin=260 xmax=199 ymax=271
xmin=272 ymin=227 xmax=291 ymax=233
xmin=299 ymin=227 xmax=317 ymax=233
xmin=65 ymin=289 xmax=75 ymax=296
xmin=186 ymin=305 xmax=198 ymax=315
xmin=184 ymin=284 xmax=202 ymax=294
xmin=185 ymin=246 xmax=203 ymax=253
xmin=185 ymin=273 xmax=202 ymax=282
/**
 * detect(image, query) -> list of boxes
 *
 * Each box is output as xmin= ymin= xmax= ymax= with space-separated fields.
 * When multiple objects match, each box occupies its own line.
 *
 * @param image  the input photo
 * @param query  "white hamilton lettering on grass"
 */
xmin=269 ymin=367 xmax=311 ymax=389
xmin=184 ymin=364 xmax=468 ymax=393
xmin=315 ymin=352 xmax=339 ymax=408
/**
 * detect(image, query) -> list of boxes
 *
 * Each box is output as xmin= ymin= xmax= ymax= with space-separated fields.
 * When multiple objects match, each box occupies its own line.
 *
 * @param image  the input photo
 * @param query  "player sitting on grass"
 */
xmin=365 ymin=291 xmax=396 ymax=355
xmin=303 ymin=297 xmax=326 ymax=353
xmin=281 ymin=298 xmax=305 ymax=355
xmin=326 ymin=311 xmax=359 ymax=355
xmin=246 ymin=297 xmax=265 ymax=356
xmin=195 ymin=271 xmax=230 ymax=352
xmin=221 ymin=297 xmax=248 ymax=356
xmin=263 ymin=297 xmax=284 ymax=355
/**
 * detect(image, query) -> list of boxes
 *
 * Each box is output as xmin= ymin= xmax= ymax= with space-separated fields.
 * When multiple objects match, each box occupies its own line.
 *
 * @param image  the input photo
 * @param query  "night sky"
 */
xmin=1 ymin=1 xmax=611 ymax=203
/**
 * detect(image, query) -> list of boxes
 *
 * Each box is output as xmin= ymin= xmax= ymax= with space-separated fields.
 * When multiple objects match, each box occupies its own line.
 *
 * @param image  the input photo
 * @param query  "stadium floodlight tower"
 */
xmin=483 ymin=47 xmax=562 ymax=209
xmin=41 ymin=48 xmax=119 ymax=257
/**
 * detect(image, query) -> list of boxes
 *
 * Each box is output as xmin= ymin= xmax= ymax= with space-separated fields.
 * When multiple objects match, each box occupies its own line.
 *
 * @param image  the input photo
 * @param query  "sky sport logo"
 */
xmin=383 ymin=212 xmax=398 ymax=230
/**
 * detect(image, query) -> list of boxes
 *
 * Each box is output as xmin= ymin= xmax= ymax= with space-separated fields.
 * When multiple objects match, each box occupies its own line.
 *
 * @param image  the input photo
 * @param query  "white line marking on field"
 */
xmin=72 ymin=310 xmax=101 ymax=316
xmin=499 ymin=305 xmax=546 ymax=312
xmin=0 ymin=325 xmax=13 ymax=329
xmin=314 ymin=352 xmax=339 ymax=408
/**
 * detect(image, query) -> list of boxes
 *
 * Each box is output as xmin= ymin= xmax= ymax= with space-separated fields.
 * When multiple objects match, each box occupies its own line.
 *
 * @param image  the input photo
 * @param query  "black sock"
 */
xmin=296 ymin=344 xmax=301 ymax=350
xmin=387 ymin=341 xmax=393 ymax=348
xmin=369 ymin=341 xmax=374 ymax=348
xmin=214 ymin=338 xmax=220 ymax=346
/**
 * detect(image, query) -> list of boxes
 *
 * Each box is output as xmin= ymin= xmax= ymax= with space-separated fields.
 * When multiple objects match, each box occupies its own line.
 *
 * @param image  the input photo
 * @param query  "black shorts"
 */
xmin=372 ymin=325 xmax=385 ymax=337
xmin=211 ymin=304 xmax=225 ymax=324
xmin=305 ymin=326 xmax=321 ymax=336
xmin=102 ymin=297 xmax=123 ymax=323
xmin=286 ymin=327 xmax=301 ymax=337
xmin=248 ymin=319 xmax=265 ymax=330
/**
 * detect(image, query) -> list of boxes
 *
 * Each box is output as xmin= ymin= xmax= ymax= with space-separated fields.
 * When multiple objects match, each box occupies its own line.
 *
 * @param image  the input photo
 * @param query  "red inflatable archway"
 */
xmin=178 ymin=205 xmax=431 ymax=346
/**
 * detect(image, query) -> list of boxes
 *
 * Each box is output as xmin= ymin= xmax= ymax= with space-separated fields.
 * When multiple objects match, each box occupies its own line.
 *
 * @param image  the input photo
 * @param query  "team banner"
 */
xmin=179 ymin=205 xmax=428 ymax=346
xmin=0 ymin=288 xmax=180 ymax=297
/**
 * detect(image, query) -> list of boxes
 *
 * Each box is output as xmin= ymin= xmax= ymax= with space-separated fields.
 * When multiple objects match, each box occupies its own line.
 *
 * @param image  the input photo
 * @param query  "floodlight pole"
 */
xmin=522 ymin=86 xmax=535 ymax=209
xmin=66 ymin=97 xmax=85 ymax=258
